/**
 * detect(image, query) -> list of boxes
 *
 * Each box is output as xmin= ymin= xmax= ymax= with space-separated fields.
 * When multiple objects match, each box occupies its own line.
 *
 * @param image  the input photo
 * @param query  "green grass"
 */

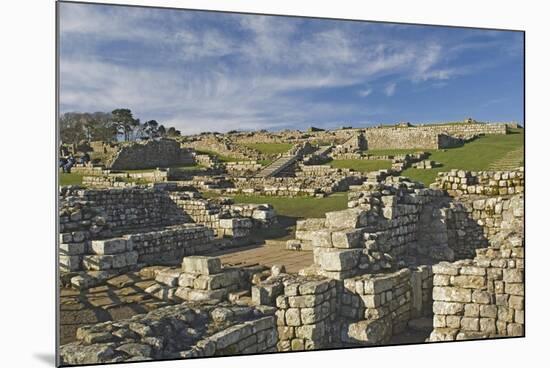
xmin=402 ymin=129 xmax=524 ymax=185
xmin=195 ymin=150 xmax=241 ymax=163
xmin=362 ymin=148 xmax=428 ymax=156
xmin=243 ymin=142 xmax=293 ymax=155
xmin=209 ymin=192 xmax=348 ymax=219
xmin=328 ymin=159 xmax=392 ymax=173
xmin=258 ymin=159 xmax=273 ymax=166
xmin=59 ymin=172 xmax=84 ymax=186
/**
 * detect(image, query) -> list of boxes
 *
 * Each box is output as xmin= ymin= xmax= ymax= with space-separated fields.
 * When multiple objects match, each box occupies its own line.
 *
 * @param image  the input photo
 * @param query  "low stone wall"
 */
xmin=225 ymin=161 xmax=263 ymax=176
xmin=434 ymin=169 xmax=524 ymax=196
xmin=228 ymin=175 xmax=363 ymax=197
xmin=59 ymin=302 xmax=278 ymax=365
xmin=429 ymin=233 xmax=524 ymax=341
xmin=60 ymin=225 xmax=215 ymax=274
xmin=108 ymin=139 xmax=195 ymax=170
xmin=70 ymin=164 xmax=108 ymax=175
xmin=362 ymin=123 xmax=507 ymax=150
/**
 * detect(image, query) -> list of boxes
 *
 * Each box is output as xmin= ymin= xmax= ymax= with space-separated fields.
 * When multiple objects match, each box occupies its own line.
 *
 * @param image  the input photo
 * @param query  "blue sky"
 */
xmin=59 ymin=2 xmax=524 ymax=134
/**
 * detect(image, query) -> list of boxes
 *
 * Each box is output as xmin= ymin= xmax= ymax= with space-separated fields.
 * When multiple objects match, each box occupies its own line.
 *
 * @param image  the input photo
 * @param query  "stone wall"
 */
xmin=429 ymin=233 xmax=524 ymax=341
xmin=434 ymin=169 xmax=524 ymax=196
xmin=225 ymin=161 xmax=263 ymax=176
xmin=341 ymin=269 xmax=415 ymax=345
xmin=107 ymin=139 xmax=195 ymax=170
xmin=363 ymin=123 xmax=507 ymax=150
xmin=59 ymin=187 xmax=276 ymax=274
xmin=228 ymin=174 xmax=363 ymax=197
xmin=271 ymin=277 xmax=338 ymax=351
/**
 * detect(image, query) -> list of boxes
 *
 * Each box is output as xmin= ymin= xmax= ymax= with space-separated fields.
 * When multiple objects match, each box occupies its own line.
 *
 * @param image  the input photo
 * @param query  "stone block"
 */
xmin=325 ymin=208 xmax=368 ymax=229
xmin=298 ymin=280 xmax=330 ymax=295
xmin=432 ymin=262 xmax=459 ymax=276
xmin=59 ymin=242 xmax=86 ymax=256
xmin=155 ymin=269 xmax=182 ymax=287
xmin=60 ymin=255 xmax=81 ymax=272
xmin=433 ymin=301 xmax=464 ymax=315
xmin=285 ymin=308 xmax=301 ymax=326
xmin=461 ymin=317 xmax=479 ymax=331
xmin=182 ymin=256 xmax=222 ymax=275
xmin=331 ymin=229 xmax=363 ymax=249
xmin=343 ymin=319 xmax=390 ymax=345
xmin=310 ymin=230 xmax=333 ymax=248
xmin=90 ymin=238 xmax=128 ymax=255
xmin=317 ymin=249 xmax=361 ymax=271
xmin=450 ymin=275 xmax=486 ymax=289
xmin=503 ymin=269 xmax=524 ymax=283
xmin=296 ymin=218 xmax=326 ymax=231
xmin=296 ymin=323 xmax=325 ymax=341
xmin=363 ymin=274 xmax=396 ymax=294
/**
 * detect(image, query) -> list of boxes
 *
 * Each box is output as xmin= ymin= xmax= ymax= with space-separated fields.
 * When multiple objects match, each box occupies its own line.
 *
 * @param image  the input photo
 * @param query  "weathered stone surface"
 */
xmin=325 ymin=209 xmax=368 ymax=229
xmin=343 ymin=319 xmax=390 ymax=345
xmin=182 ymin=256 xmax=222 ymax=275
xmin=317 ymin=249 xmax=361 ymax=271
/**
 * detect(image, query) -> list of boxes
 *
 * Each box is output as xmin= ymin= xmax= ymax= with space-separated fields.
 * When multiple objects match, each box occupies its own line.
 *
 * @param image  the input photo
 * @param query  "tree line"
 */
xmin=59 ymin=108 xmax=181 ymax=144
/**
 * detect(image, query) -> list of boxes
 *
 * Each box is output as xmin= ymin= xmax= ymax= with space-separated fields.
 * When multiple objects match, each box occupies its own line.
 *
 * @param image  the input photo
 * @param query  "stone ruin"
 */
xmin=58 ymin=121 xmax=524 ymax=364
xmin=59 ymin=165 xmax=524 ymax=364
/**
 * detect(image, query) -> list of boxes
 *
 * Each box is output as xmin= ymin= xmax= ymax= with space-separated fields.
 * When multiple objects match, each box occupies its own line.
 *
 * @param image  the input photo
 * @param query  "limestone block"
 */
xmin=296 ymin=322 xmax=325 ymax=341
xmin=363 ymin=274 xmax=396 ymax=294
xmin=461 ymin=317 xmax=480 ymax=331
xmin=155 ymin=269 xmax=182 ymax=287
xmin=285 ymin=308 xmax=301 ymax=326
xmin=194 ymin=270 xmax=240 ymax=290
xmin=433 ymin=301 xmax=464 ymax=315
xmin=310 ymin=230 xmax=333 ymax=248
xmin=317 ymin=249 xmax=361 ymax=271
xmin=60 ymin=242 xmax=86 ymax=256
xmin=182 ymin=256 xmax=222 ymax=275
xmin=433 ymin=287 xmax=472 ymax=303
xmin=503 ymin=269 xmax=524 ymax=283
xmin=504 ymin=283 xmax=524 ymax=296
xmin=90 ymin=238 xmax=128 ymax=255
xmin=428 ymin=328 xmax=459 ymax=341
xmin=432 ymin=262 xmax=459 ymax=276
xmin=331 ymin=229 xmax=363 ymax=249
xmin=450 ymin=275 xmax=486 ymax=289
xmin=60 ymin=255 xmax=81 ymax=272
xmin=325 ymin=208 xmax=368 ymax=229
xmin=298 ymin=280 xmax=330 ymax=295
xmin=296 ymin=218 xmax=326 ymax=231
xmin=174 ymin=287 xmax=227 ymax=302
xmin=343 ymin=319 xmax=390 ymax=345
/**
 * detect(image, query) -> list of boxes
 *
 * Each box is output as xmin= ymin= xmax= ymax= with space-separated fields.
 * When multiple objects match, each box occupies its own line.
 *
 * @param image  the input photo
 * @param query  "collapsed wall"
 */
xmin=59 ymin=303 xmax=278 ymax=365
xmin=59 ymin=166 xmax=524 ymax=362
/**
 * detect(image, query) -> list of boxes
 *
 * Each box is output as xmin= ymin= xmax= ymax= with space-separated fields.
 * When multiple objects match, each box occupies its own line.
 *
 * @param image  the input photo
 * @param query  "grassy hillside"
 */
xmin=402 ymin=129 xmax=524 ymax=185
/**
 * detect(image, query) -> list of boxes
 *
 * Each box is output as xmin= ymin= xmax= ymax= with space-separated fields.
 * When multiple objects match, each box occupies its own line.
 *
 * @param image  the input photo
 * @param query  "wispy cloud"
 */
xmin=358 ymin=88 xmax=372 ymax=97
xmin=59 ymin=3 xmax=524 ymax=132
xmin=384 ymin=83 xmax=397 ymax=96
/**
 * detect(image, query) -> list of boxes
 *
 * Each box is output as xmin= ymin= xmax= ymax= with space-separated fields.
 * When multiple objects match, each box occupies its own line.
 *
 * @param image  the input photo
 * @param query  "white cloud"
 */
xmin=358 ymin=88 xmax=372 ymax=97
xmin=384 ymin=83 xmax=397 ymax=96
xmin=58 ymin=3 xmax=522 ymax=133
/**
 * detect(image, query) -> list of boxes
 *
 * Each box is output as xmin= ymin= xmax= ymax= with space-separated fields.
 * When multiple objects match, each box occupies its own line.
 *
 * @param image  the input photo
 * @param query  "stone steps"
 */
xmin=255 ymin=155 xmax=298 ymax=178
xmin=488 ymin=148 xmax=524 ymax=170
